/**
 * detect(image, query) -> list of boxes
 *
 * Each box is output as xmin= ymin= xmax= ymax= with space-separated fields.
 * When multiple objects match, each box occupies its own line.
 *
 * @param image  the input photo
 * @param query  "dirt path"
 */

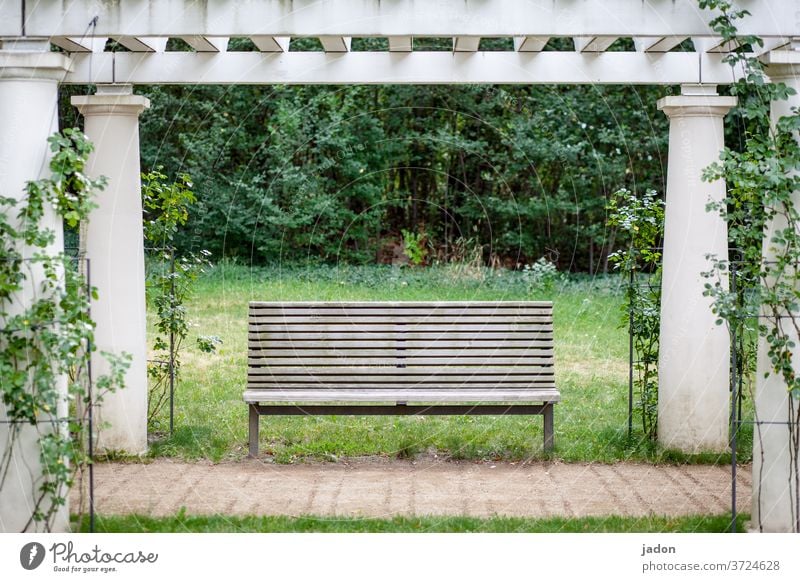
xmin=78 ymin=459 xmax=750 ymax=518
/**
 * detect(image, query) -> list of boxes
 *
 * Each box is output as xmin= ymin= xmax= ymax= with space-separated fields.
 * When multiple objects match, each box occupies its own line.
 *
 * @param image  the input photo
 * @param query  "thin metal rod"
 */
xmin=86 ymin=257 xmax=95 ymax=534
xmin=730 ymin=259 xmax=738 ymax=534
xmin=628 ymin=266 xmax=634 ymax=439
xmin=169 ymin=248 xmax=175 ymax=436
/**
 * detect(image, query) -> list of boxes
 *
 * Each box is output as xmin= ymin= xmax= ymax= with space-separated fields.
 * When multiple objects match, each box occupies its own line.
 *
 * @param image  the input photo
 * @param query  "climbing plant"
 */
xmin=0 ymin=128 xmax=129 ymax=531
xmin=142 ymin=168 xmax=218 ymax=428
xmin=699 ymin=0 xmax=800 ymax=532
xmin=607 ymin=188 xmax=665 ymax=442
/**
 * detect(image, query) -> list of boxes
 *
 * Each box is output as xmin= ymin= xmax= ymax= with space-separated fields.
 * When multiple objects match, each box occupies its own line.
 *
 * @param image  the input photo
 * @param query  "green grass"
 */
xmin=143 ymin=262 xmax=753 ymax=464
xmin=74 ymin=512 xmax=749 ymax=533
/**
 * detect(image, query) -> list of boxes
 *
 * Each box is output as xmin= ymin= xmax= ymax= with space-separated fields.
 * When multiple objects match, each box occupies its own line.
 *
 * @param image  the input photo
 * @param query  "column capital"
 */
xmin=0 ymin=50 xmax=72 ymax=82
xmin=657 ymin=94 xmax=737 ymax=119
xmin=72 ymin=90 xmax=150 ymax=117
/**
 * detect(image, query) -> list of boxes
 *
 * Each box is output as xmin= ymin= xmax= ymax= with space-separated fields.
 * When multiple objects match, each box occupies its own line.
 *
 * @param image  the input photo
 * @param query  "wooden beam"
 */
xmin=574 ymin=37 xmax=618 ymax=52
xmin=179 ymin=36 xmax=229 ymax=52
xmin=19 ymin=0 xmax=799 ymax=38
xmin=695 ymin=36 xmax=739 ymax=53
xmin=49 ymin=36 xmax=108 ymax=53
xmin=454 ymin=37 xmax=481 ymax=52
xmin=751 ymin=37 xmax=790 ymax=57
xmin=64 ymin=51 xmax=743 ymax=85
xmin=0 ymin=1 xmax=21 ymax=36
xmin=113 ymin=36 xmax=168 ymax=53
xmin=388 ymin=36 xmax=412 ymax=52
xmin=514 ymin=37 xmax=549 ymax=52
xmin=633 ymin=36 xmax=688 ymax=53
xmin=250 ymin=36 xmax=290 ymax=52
xmin=318 ymin=36 xmax=351 ymax=52
xmin=698 ymin=35 xmax=790 ymax=55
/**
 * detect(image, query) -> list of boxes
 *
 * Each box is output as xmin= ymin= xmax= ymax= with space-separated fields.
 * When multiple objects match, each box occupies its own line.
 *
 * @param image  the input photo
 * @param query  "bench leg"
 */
xmin=248 ymin=404 xmax=260 ymax=458
xmin=543 ymin=403 xmax=554 ymax=453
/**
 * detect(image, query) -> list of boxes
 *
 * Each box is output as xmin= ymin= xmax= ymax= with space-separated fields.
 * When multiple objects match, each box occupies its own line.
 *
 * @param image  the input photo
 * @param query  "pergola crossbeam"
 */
xmin=113 ymin=36 xmax=168 ymax=53
xmin=50 ymin=36 xmax=108 ymax=53
xmin=250 ymin=36 xmax=290 ymax=53
xmin=749 ymin=37 xmax=790 ymax=57
xmin=574 ymin=37 xmax=618 ymax=52
xmin=514 ymin=37 xmax=550 ymax=52
xmin=633 ymin=36 xmax=688 ymax=53
xmin=319 ymin=36 xmax=351 ymax=52
xmin=62 ymin=51 xmax=741 ymax=85
xmin=696 ymin=36 xmax=739 ymax=53
xmin=8 ymin=0 xmax=797 ymax=38
xmin=180 ymin=36 xmax=229 ymax=52
xmin=388 ymin=36 xmax=413 ymax=52
xmin=454 ymin=37 xmax=481 ymax=52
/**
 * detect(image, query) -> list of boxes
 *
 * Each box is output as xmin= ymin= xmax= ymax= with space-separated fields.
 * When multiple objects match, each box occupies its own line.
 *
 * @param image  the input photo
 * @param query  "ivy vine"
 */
xmin=0 ymin=128 xmax=129 ymax=531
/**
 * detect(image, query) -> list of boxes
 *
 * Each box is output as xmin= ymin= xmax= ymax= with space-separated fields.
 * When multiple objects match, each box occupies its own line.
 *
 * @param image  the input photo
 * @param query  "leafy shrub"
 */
xmin=522 ymin=258 xmax=560 ymax=292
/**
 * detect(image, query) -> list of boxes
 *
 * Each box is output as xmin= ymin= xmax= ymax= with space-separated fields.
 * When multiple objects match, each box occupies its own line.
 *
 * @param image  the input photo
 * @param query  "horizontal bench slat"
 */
xmin=248 ymin=333 xmax=553 ymax=350
xmin=249 ymin=301 xmax=553 ymax=308
xmin=249 ymin=324 xmax=554 ymax=333
xmin=249 ymin=308 xmax=552 ymax=317
xmin=247 ymin=384 xmax=555 ymax=391
xmin=248 ymin=357 xmax=555 ymax=367
xmin=248 ymin=365 xmax=552 ymax=378
xmin=248 ymin=315 xmax=552 ymax=324
xmin=247 ymin=379 xmax=555 ymax=392
xmin=248 ymin=385 xmax=556 ymax=393
xmin=244 ymin=388 xmax=560 ymax=403
xmin=247 ymin=349 xmax=553 ymax=357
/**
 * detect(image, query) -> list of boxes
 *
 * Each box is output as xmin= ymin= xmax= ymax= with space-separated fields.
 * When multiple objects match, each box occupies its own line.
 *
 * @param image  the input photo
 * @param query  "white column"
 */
xmin=72 ymin=85 xmax=150 ymax=454
xmin=656 ymin=85 xmax=736 ymax=453
xmin=0 ymin=41 xmax=72 ymax=532
xmin=754 ymin=50 xmax=800 ymax=532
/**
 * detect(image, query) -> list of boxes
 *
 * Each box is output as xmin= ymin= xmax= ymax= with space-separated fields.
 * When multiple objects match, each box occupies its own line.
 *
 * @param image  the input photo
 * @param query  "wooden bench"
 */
xmin=245 ymin=301 xmax=559 ymax=456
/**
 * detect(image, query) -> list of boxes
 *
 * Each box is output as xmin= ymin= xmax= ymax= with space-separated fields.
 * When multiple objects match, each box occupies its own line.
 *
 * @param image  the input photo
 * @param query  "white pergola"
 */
xmin=1 ymin=0 xmax=798 ymax=532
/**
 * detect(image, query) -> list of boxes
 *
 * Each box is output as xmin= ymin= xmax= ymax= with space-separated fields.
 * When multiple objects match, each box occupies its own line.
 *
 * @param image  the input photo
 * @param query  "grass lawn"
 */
xmin=75 ymin=512 xmax=749 ymax=533
xmin=142 ymin=263 xmax=752 ymax=464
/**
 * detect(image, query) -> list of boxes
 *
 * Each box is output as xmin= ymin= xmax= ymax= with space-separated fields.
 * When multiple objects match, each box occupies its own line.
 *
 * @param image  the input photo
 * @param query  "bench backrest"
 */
xmin=247 ymin=301 xmax=554 ymax=390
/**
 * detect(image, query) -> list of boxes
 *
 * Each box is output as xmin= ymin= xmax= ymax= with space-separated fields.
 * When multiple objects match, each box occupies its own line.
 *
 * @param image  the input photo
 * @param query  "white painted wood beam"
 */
xmin=179 ymin=36 xmax=229 ymax=52
xmin=113 ymin=36 xmax=168 ymax=53
xmin=695 ymin=36 xmax=739 ymax=53
xmin=0 ymin=1 xmax=22 ymax=36
xmin=514 ymin=37 xmax=549 ymax=52
xmin=50 ymin=36 xmax=108 ymax=53
xmin=250 ymin=36 xmax=290 ymax=52
xmin=633 ymin=36 xmax=688 ymax=53
xmin=20 ymin=1 xmax=799 ymax=38
xmin=64 ymin=51 xmax=743 ymax=85
xmin=574 ymin=37 xmax=618 ymax=53
xmin=453 ymin=37 xmax=481 ymax=52
xmin=748 ymin=37 xmax=789 ymax=57
xmin=318 ymin=36 xmax=351 ymax=52
xmin=693 ymin=35 xmax=773 ymax=54
xmin=388 ymin=36 xmax=412 ymax=52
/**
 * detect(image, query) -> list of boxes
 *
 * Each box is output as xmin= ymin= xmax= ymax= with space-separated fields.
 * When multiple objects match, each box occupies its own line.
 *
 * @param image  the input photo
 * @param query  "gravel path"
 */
xmin=77 ymin=459 xmax=751 ymax=519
